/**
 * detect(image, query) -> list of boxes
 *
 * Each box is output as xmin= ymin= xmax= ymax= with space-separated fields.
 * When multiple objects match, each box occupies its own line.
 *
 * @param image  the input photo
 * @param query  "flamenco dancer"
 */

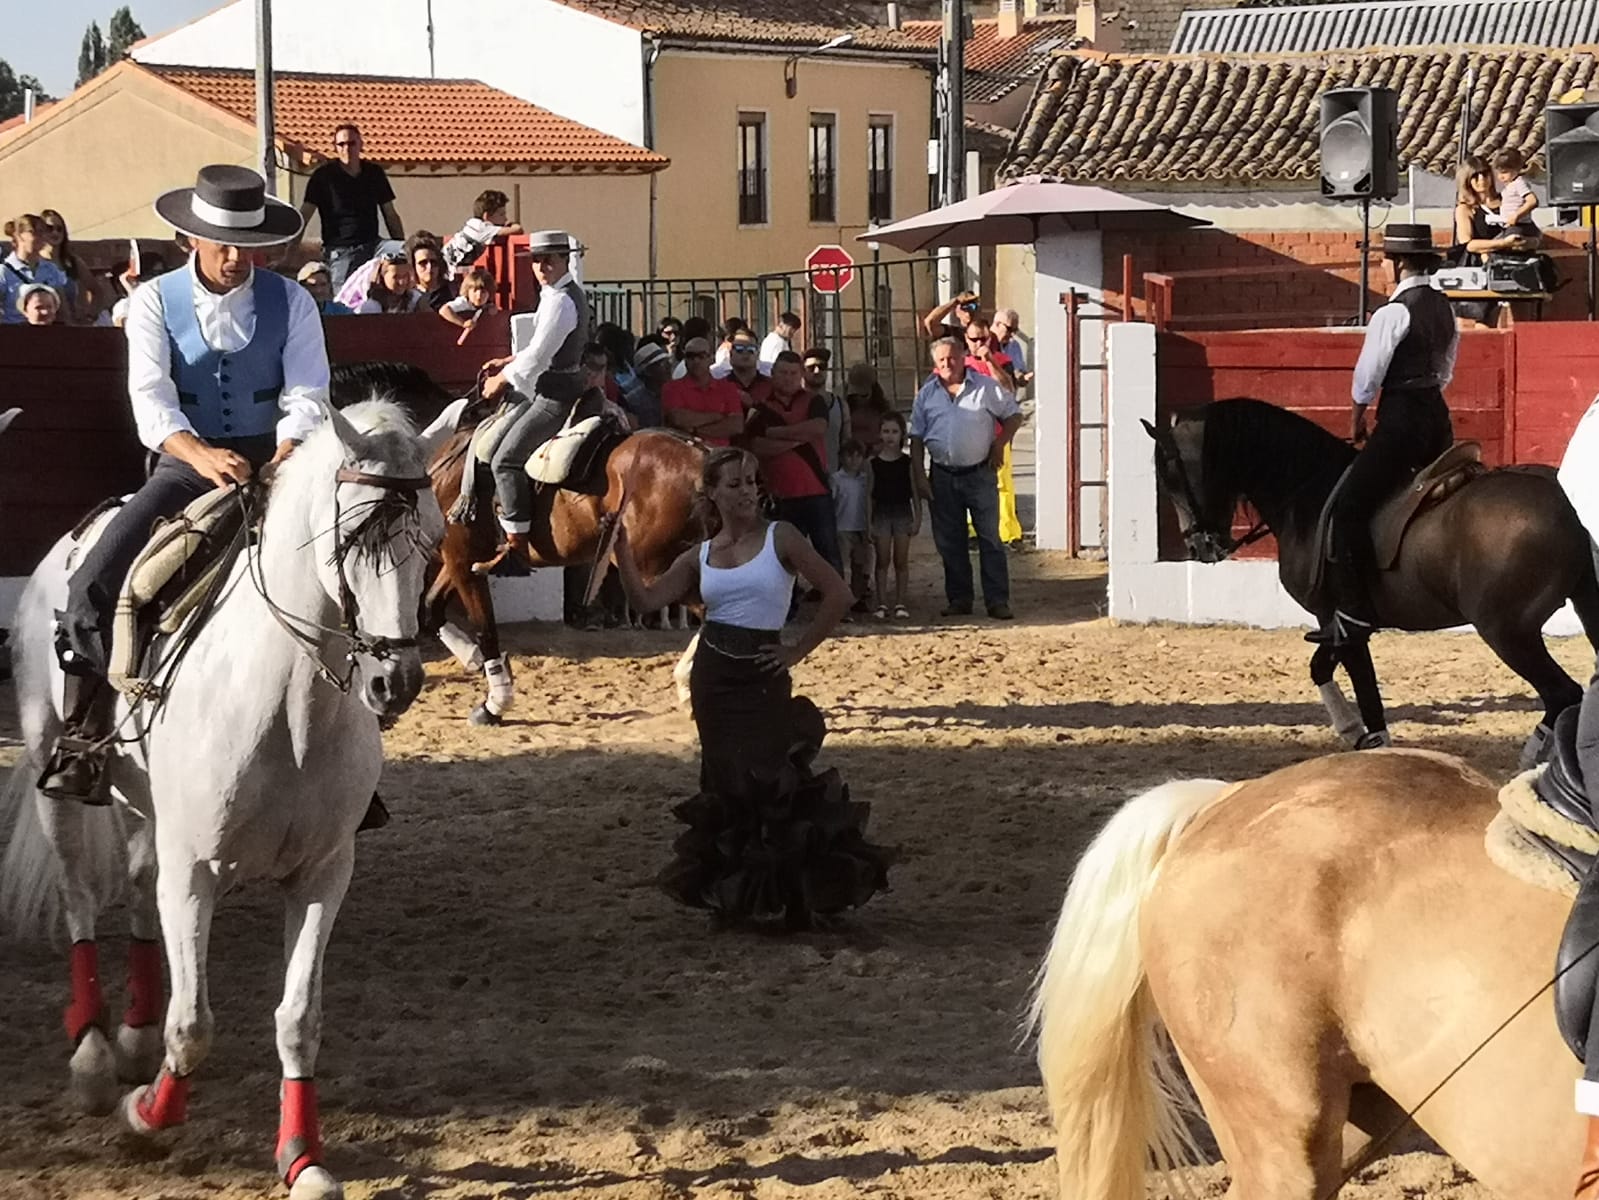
xmin=615 ymin=447 xmax=892 ymax=928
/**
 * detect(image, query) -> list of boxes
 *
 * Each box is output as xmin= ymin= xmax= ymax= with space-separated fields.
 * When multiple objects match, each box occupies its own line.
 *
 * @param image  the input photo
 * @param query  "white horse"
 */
xmin=0 ymin=399 xmax=447 ymax=1199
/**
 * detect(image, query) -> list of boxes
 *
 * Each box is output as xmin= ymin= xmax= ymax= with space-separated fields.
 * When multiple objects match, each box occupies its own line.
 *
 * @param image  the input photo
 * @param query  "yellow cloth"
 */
xmin=968 ymin=442 xmax=1023 ymax=544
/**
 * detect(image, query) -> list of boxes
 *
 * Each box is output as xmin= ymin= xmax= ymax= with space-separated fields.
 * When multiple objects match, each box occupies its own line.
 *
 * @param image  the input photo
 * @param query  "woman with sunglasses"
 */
xmin=39 ymin=210 xmax=94 ymax=323
xmin=407 ymin=233 xmax=452 ymax=311
xmin=1 ymin=214 xmax=71 ymax=326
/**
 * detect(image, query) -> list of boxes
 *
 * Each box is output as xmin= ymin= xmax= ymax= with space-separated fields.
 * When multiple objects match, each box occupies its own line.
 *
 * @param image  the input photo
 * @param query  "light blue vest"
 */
xmin=158 ymin=263 xmax=290 ymax=441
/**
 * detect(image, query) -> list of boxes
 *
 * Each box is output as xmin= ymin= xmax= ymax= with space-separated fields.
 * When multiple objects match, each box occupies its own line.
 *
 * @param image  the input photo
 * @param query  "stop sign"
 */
xmin=806 ymin=244 xmax=855 ymax=294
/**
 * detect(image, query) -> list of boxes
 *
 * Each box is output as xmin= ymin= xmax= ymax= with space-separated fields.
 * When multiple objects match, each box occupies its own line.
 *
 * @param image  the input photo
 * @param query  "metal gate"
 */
xmin=587 ymin=258 xmax=937 ymax=410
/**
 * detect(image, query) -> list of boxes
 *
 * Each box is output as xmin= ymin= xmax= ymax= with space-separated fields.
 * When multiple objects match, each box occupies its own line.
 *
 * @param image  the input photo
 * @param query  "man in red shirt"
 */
xmin=745 ymin=351 xmax=842 ymax=575
xmin=661 ymin=336 xmax=744 ymax=446
xmin=962 ymin=313 xmax=1018 ymax=391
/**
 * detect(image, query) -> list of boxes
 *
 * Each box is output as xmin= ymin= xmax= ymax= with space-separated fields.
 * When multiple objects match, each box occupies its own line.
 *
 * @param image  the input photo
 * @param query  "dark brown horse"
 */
xmin=1148 ymin=397 xmax=1599 ymax=760
xmin=331 ymin=362 xmax=706 ymax=723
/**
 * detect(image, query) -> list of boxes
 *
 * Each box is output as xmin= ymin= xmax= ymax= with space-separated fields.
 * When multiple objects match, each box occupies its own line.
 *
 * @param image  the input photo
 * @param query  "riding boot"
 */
xmin=1575 ymin=1115 xmax=1599 ymax=1198
xmin=1308 ymin=539 xmax=1376 ymax=646
xmin=39 ymin=678 xmax=115 ymax=806
xmin=471 ymin=531 xmax=535 ymax=576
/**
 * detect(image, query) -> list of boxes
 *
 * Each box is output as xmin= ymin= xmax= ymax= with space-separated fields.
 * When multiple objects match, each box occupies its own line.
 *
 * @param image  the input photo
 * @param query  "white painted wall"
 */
xmin=1031 ymin=229 xmax=1103 ymax=552
xmin=134 ymin=0 xmax=647 ymax=147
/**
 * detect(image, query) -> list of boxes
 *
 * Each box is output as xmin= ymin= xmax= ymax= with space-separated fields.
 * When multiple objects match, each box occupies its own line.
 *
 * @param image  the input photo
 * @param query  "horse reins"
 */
xmin=241 ymin=465 xmax=432 ymax=693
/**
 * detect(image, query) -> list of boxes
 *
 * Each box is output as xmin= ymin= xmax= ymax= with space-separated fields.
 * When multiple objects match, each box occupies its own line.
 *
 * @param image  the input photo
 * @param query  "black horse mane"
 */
xmin=1191 ymin=397 xmax=1355 ymax=524
xmin=330 ymin=361 xmax=451 ymax=411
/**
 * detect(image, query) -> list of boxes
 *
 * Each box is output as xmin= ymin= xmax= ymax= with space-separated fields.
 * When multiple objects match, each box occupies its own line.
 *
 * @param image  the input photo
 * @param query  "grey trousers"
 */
xmin=486 ymin=391 xmax=575 ymax=532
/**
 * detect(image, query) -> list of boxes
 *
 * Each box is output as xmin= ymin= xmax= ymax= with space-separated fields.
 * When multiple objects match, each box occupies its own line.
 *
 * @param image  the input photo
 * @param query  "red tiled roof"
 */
xmin=145 ymin=64 xmax=668 ymax=170
xmin=557 ymin=0 xmax=934 ymax=51
xmin=0 ymin=102 xmax=56 ymax=139
xmin=902 ymin=18 xmax=1087 ymax=101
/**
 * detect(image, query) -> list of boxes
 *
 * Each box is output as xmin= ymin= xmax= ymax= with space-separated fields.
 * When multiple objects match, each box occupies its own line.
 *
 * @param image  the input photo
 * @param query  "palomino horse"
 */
xmin=1031 ymin=749 xmax=1585 ymax=1199
xmin=0 ymin=400 xmax=447 ymax=1199
xmin=1149 ymin=398 xmax=1599 ymax=755
xmin=328 ymin=362 xmax=706 ymax=725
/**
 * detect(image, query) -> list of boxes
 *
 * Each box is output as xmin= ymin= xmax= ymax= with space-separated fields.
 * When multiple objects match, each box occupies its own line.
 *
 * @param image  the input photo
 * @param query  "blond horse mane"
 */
xmin=1026 ymin=777 xmax=1239 ymax=1200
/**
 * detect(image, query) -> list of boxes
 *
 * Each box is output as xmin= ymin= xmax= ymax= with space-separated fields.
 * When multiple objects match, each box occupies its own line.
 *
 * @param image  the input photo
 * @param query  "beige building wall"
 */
xmin=651 ymin=50 xmax=935 ymax=280
xmin=0 ymin=70 xmax=258 ymax=239
xmin=290 ymin=169 xmax=654 ymax=279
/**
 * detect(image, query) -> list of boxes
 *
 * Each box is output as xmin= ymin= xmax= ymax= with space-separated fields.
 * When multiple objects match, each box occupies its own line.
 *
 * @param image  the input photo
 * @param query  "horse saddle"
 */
xmin=68 ymin=486 xmax=252 ymax=699
xmin=467 ymin=392 xmax=625 ymax=495
xmin=1487 ymin=705 xmax=1599 ymax=1062
xmin=1308 ymin=441 xmax=1486 ymax=598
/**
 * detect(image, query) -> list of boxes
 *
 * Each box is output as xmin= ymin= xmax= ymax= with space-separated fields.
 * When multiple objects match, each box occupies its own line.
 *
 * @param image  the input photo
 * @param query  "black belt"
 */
xmin=931 ymin=460 xmax=988 ymax=476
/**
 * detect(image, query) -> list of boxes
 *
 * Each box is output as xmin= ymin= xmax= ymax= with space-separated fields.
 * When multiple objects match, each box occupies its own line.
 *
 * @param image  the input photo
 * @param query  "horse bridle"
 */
xmin=1154 ymin=426 xmax=1272 ymax=561
xmin=244 ymin=466 xmax=434 ymax=692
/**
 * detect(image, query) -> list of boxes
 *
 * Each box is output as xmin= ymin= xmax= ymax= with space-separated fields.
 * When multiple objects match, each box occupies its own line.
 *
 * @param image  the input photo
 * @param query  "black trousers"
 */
xmin=59 ymin=436 xmax=275 ymax=675
xmin=1328 ymin=388 xmax=1453 ymax=621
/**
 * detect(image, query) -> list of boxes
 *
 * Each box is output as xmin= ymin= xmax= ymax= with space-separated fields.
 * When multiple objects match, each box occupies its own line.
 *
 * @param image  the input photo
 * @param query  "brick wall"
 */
xmin=1103 ymin=228 xmax=1595 ymax=329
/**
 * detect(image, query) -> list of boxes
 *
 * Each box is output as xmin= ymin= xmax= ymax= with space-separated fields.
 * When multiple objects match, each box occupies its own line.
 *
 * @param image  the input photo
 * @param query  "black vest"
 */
xmin=530 ymin=276 xmax=590 ymax=403
xmin=1381 ymin=284 xmax=1455 ymax=392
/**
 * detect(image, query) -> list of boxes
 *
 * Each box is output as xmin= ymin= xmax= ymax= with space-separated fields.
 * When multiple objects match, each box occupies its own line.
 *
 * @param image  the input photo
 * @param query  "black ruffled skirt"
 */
xmin=658 ymin=621 xmax=892 ymax=928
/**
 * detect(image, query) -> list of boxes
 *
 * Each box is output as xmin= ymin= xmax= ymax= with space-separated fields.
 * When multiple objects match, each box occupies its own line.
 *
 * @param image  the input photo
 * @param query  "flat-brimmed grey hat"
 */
xmin=527 ymin=229 xmax=578 ymax=257
xmin=633 ymin=342 xmax=671 ymax=372
xmin=154 ymin=164 xmax=303 ymax=247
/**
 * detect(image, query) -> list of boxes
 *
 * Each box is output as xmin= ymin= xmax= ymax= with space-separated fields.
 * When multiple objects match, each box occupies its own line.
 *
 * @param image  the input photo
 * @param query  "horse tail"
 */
xmin=1026 ymin=777 xmax=1231 ymax=1200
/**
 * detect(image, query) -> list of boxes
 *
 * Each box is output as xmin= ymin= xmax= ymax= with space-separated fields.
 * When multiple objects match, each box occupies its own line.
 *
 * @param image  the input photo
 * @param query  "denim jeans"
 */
xmin=326 ymin=241 xmax=380 ymax=288
xmin=929 ymin=462 xmax=1008 ymax=609
xmin=775 ymin=493 xmax=843 ymax=578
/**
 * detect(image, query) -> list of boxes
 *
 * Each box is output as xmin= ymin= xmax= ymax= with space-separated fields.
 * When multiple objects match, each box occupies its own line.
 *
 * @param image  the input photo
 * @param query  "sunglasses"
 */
xmin=414 ymin=256 xmax=442 ymax=267
xmin=731 ymin=344 xmax=757 ymax=353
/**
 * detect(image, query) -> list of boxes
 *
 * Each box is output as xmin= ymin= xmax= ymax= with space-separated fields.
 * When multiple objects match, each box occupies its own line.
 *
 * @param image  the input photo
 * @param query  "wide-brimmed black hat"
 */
xmin=1379 ymin=223 xmax=1441 ymax=257
xmin=153 ymin=165 xmax=303 ymax=247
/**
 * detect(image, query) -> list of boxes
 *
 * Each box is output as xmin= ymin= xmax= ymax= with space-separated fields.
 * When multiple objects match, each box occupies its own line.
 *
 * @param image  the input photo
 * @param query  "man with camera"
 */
xmin=923 ymin=291 xmax=985 ymax=342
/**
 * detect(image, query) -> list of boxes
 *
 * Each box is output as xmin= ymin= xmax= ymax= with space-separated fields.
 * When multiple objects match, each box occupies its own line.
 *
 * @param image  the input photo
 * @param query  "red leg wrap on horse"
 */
xmin=64 ymin=940 xmax=106 ymax=1043
xmin=124 ymin=939 xmax=163 ymax=1028
xmin=135 ymin=1066 xmax=190 ymax=1128
xmin=276 ymin=1077 xmax=323 ymax=1186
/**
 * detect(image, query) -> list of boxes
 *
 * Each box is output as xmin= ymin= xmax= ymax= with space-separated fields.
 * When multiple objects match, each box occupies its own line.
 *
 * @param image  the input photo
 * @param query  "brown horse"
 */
xmin=1031 ymin=750 xmax=1585 ymax=1199
xmin=329 ymin=362 xmax=706 ymax=723
xmin=424 ymin=421 xmax=706 ymax=721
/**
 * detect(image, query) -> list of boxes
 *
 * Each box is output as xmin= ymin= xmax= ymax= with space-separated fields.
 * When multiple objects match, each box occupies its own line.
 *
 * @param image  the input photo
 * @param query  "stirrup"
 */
xmin=39 ymin=740 xmax=111 ymax=806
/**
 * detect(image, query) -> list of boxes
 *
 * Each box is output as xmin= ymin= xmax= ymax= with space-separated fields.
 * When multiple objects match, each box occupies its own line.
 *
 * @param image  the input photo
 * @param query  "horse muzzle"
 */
xmin=357 ymin=647 xmax=425 ymax=720
xmin=1185 ymin=531 xmax=1231 ymax=564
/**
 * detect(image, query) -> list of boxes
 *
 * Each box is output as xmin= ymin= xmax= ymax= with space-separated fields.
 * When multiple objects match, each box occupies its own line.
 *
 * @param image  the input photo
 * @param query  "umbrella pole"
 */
xmin=1358 ymin=196 xmax=1371 ymax=326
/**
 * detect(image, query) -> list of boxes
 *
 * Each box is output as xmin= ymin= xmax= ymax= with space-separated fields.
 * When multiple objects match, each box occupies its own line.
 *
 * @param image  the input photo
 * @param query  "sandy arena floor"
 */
xmin=1 ymin=547 xmax=1582 ymax=1200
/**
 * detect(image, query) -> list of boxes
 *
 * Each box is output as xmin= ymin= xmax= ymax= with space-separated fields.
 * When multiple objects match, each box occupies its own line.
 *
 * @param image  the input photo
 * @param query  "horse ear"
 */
xmin=0 ymin=408 xmax=22 ymax=439
xmin=416 ymin=396 xmax=469 ymax=464
xmin=1140 ymin=417 xmax=1157 ymax=440
xmin=318 ymin=398 xmax=370 ymax=460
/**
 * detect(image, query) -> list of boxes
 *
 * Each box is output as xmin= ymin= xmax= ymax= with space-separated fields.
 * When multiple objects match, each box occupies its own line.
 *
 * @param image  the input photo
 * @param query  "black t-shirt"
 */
xmin=304 ymin=161 xmax=395 ymax=248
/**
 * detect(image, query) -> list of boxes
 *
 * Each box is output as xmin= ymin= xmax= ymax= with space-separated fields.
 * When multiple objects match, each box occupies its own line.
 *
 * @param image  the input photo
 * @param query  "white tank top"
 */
xmin=699 ymin=524 xmax=794 ymax=630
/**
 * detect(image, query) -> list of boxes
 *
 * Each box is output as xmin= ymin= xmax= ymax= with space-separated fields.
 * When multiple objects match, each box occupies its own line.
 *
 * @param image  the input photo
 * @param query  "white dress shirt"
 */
xmin=1351 ymin=275 xmax=1459 ymax=407
xmin=124 ymin=262 xmax=329 ymax=452
xmin=502 ymin=272 xmax=579 ymax=396
xmin=758 ymin=330 xmax=790 ymax=369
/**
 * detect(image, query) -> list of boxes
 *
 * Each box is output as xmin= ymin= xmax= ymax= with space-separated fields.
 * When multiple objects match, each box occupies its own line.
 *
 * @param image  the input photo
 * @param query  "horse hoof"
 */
xmin=289 ymin=1164 xmax=344 ymax=1200
xmin=114 ymin=1023 xmax=164 ymax=1085
xmin=1354 ymin=730 xmax=1393 ymax=750
xmin=119 ymin=1086 xmax=158 ymax=1136
xmin=69 ymin=1028 xmax=120 ymax=1115
xmin=469 ymin=704 xmax=501 ymax=727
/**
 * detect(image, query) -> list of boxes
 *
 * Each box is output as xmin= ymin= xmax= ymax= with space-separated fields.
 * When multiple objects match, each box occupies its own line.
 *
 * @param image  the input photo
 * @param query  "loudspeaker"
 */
xmin=1320 ymin=87 xmax=1399 ymax=200
xmin=1546 ymin=103 xmax=1599 ymax=206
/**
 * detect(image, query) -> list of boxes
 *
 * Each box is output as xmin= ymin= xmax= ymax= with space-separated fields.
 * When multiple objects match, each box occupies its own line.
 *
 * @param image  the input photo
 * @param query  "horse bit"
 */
xmin=1156 ymin=429 xmax=1271 ymax=561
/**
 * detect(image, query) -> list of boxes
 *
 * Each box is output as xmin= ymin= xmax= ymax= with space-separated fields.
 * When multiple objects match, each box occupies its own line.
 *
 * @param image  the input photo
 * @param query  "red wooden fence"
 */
xmin=0 ymin=314 xmax=512 ymax=575
xmin=1155 ymin=323 xmax=1599 ymax=561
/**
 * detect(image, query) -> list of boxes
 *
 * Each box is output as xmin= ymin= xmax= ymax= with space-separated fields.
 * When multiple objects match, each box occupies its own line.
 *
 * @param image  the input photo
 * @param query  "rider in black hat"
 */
xmin=1314 ymin=222 xmax=1458 ymax=648
xmin=43 ymin=165 xmax=329 ymax=803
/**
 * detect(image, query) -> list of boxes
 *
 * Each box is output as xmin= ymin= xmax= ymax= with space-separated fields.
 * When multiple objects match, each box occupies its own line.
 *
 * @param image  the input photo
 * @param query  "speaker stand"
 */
xmin=1588 ymin=211 xmax=1596 ymax=322
xmin=1358 ymin=197 xmax=1372 ymax=326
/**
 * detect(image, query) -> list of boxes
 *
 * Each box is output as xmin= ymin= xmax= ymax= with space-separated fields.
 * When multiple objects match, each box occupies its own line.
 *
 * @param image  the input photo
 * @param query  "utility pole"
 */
xmin=255 ymin=0 xmax=276 ymax=194
xmin=941 ymin=0 xmax=966 ymax=207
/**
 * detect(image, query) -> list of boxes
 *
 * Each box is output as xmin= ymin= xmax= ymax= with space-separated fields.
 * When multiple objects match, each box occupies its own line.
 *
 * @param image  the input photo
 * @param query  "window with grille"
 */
xmin=809 ymin=114 xmax=837 ymax=223
xmin=868 ymin=116 xmax=894 ymax=223
xmin=738 ymin=113 xmax=767 ymax=225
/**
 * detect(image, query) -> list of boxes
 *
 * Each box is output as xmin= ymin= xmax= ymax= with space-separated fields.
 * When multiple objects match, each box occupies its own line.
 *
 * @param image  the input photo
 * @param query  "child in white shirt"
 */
xmin=440 ymin=268 xmax=498 ymax=330
xmin=831 ymin=439 xmax=872 ymax=611
xmin=443 ymin=189 xmax=525 ymax=279
xmin=1487 ymin=148 xmax=1541 ymax=244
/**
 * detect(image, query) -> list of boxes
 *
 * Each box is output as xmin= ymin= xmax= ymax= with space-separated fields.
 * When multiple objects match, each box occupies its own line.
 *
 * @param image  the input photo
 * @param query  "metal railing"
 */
xmin=586 ymin=258 xmax=939 ymax=411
